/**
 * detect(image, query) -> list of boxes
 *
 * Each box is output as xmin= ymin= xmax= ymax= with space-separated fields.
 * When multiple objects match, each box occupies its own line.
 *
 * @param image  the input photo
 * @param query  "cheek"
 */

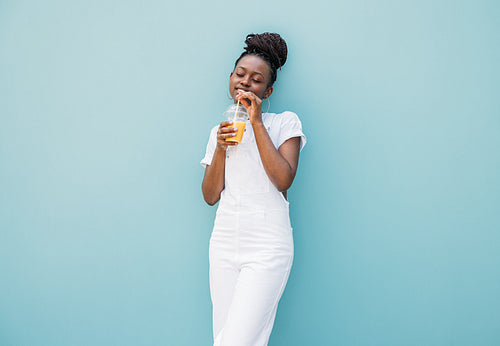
xmin=229 ymin=79 xmax=238 ymax=91
xmin=256 ymin=86 xmax=268 ymax=98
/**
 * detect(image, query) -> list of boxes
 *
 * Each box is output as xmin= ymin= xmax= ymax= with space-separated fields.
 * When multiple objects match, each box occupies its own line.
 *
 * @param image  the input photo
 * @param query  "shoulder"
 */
xmin=263 ymin=111 xmax=301 ymax=126
xmin=266 ymin=112 xmax=303 ymax=132
xmin=265 ymin=111 xmax=306 ymax=150
xmin=280 ymin=111 xmax=301 ymax=124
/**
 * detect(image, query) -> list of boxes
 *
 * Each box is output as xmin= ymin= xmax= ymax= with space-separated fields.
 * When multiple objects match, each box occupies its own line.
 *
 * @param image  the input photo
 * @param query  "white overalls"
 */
xmin=201 ymin=112 xmax=306 ymax=346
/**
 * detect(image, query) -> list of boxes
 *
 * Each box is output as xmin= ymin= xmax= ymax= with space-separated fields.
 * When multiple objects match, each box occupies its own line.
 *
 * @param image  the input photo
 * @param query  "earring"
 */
xmin=264 ymin=98 xmax=271 ymax=113
xmin=227 ymin=90 xmax=233 ymax=100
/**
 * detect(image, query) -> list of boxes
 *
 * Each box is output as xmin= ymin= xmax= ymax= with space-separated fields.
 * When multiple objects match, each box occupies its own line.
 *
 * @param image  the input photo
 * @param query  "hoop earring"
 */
xmin=264 ymin=98 xmax=271 ymax=113
xmin=227 ymin=90 xmax=233 ymax=100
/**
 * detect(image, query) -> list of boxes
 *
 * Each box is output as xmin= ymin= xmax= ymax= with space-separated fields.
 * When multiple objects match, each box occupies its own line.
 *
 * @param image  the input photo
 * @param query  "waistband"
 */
xmin=218 ymin=189 xmax=289 ymax=213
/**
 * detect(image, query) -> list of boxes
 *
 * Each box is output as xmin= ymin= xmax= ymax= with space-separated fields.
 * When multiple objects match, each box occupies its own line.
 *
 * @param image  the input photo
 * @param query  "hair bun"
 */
xmin=243 ymin=32 xmax=288 ymax=70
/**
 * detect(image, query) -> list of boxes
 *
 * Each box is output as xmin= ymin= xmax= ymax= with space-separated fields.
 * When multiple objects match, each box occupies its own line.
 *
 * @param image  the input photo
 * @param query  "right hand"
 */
xmin=216 ymin=121 xmax=239 ymax=150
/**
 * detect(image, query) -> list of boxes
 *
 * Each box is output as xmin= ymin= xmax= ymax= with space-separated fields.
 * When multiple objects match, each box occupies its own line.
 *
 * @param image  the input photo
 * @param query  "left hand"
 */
xmin=236 ymin=90 xmax=263 ymax=125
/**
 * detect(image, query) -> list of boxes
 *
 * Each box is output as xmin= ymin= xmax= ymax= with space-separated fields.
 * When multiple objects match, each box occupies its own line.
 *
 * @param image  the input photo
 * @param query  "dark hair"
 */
xmin=234 ymin=32 xmax=288 ymax=87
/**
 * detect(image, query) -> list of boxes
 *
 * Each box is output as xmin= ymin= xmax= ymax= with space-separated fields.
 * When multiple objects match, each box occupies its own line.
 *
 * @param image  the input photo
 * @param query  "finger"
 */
xmin=217 ymin=131 xmax=238 ymax=141
xmin=239 ymin=97 xmax=251 ymax=108
xmin=237 ymin=91 xmax=261 ymax=108
xmin=220 ymin=120 xmax=234 ymax=128
xmin=235 ymin=89 xmax=251 ymax=99
xmin=223 ymin=132 xmax=238 ymax=140
xmin=237 ymin=91 xmax=253 ymax=103
xmin=237 ymin=89 xmax=256 ymax=98
xmin=220 ymin=126 xmax=238 ymax=134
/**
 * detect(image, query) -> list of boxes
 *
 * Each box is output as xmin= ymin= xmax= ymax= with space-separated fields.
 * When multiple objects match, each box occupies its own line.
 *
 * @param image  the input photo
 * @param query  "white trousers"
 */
xmin=210 ymin=191 xmax=294 ymax=346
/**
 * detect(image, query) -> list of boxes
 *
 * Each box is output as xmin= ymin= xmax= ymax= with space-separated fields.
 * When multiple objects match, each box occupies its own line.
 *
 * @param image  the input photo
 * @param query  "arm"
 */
xmin=253 ymin=124 xmax=300 ymax=191
xmin=201 ymin=121 xmax=238 ymax=205
xmin=238 ymin=91 xmax=301 ymax=192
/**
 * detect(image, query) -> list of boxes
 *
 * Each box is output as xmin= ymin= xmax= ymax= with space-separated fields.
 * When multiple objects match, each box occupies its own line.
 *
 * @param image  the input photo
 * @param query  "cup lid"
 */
xmin=223 ymin=104 xmax=249 ymax=121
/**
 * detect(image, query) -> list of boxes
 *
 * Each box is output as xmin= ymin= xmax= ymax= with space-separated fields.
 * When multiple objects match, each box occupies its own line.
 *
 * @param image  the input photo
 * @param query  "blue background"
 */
xmin=1 ymin=0 xmax=499 ymax=345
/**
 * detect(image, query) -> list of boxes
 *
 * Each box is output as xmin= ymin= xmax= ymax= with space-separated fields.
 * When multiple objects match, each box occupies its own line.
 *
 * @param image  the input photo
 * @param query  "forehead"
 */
xmin=236 ymin=55 xmax=271 ymax=77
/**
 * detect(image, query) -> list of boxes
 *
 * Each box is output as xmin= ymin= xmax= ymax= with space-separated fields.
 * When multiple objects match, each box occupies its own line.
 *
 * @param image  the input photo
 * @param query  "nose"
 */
xmin=240 ymin=75 xmax=250 ymax=86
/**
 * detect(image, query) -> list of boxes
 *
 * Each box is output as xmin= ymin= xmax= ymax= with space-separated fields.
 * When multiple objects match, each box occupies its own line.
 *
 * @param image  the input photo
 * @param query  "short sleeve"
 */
xmin=200 ymin=125 xmax=219 ymax=168
xmin=278 ymin=111 xmax=307 ymax=152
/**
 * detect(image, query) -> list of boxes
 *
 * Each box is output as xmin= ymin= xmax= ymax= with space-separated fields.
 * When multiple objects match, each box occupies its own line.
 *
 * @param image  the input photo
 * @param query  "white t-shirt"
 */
xmin=201 ymin=111 xmax=306 ymax=167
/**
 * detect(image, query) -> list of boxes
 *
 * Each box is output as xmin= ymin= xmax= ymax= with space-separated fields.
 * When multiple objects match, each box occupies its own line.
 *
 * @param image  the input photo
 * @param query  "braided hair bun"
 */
xmin=235 ymin=32 xmax=288 ymax=86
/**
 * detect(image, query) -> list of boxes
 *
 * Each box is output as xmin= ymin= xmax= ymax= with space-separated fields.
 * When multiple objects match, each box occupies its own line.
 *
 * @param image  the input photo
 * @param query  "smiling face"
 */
xmin=229 ymin=54 xmax=273 ymax=102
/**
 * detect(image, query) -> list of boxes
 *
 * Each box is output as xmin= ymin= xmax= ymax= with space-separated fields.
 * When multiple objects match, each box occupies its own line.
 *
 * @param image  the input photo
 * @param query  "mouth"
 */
xmin=235 ymin=88 xmax=249 ymax=95
xmin=234 ymin=88 xmax=252 ymax=106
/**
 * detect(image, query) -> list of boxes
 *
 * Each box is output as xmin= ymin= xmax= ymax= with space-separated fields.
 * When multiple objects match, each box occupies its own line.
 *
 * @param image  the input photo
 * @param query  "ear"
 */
xmin=263 ymin=86 xmax=273 ymax=99
xmin=230 ymin=71 xmax=233 ymax=78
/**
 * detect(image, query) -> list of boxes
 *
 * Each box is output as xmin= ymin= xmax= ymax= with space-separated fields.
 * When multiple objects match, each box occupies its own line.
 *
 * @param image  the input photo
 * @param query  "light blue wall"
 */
xmin=1 ymin=0 xmax=499 ymax=345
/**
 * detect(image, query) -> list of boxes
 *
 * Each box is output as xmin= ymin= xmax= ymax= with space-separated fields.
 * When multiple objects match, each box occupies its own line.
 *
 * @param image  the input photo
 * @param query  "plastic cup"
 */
xmin=223 ymin=104 xmax=249 ymax=144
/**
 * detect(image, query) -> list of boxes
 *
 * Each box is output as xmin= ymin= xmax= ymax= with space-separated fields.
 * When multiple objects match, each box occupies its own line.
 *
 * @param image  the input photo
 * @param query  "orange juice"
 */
xmin=225 ymin=121 xmax=246 ymax=143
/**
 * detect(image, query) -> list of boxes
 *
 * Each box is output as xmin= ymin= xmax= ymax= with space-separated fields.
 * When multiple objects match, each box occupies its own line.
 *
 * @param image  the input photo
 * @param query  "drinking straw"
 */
xmin=233 ymin=99 xmax=240 ymax=123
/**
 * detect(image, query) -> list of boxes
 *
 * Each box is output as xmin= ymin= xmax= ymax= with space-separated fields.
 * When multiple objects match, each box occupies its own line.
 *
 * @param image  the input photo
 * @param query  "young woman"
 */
xmin=201 ymin=32 xmax=306 ymax=346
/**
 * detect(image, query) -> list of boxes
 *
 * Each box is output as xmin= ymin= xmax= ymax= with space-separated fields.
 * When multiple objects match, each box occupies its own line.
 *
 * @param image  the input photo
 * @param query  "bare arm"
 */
xmin=253 ymin=123 xmax=300 ymax=191
xmin=201 ymin=121 xmax=238 ymax=205
xmin=238 ymin=91 xmax=301 ymax=192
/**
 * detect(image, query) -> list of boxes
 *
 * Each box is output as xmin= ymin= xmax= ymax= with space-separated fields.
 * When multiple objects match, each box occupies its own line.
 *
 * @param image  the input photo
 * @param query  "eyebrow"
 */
xmin=235 ymin=66 xmax=265 ymax=78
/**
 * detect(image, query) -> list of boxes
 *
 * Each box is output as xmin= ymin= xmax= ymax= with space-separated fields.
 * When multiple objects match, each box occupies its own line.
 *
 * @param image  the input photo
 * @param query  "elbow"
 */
xmin=202 ymin=188 xmax=220 ymax=206
xmin=276 ymin=184 xmax=291 ymax=192
xmin=204 ymin=196 xmax=218 ymax=206
xmin=275 ymin=180 xmax=293 ymax=192
xmin=274 ymin=174 xmax=295 ymax=192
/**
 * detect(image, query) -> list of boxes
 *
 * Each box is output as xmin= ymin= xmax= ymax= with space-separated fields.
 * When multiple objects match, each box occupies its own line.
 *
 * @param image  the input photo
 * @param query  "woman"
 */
xmin=201 ymin=32 xmax=306 ymax=346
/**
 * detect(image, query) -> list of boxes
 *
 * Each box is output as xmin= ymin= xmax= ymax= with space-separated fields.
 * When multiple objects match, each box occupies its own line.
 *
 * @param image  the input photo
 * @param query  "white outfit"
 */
xmin=201 ymin=111 xmax=306 ymax=346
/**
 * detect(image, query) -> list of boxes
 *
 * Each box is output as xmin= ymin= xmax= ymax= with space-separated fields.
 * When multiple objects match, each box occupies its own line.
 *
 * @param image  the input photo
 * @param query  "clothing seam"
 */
xmin=261 ymin=252 xmax=294 ymax=345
